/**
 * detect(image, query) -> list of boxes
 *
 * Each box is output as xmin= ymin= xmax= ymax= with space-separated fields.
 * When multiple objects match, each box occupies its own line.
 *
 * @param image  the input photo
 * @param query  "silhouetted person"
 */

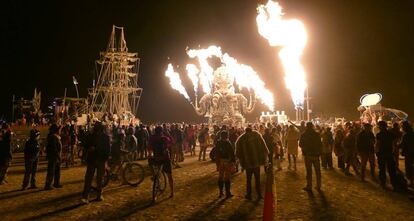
xmin=22 ymin=128 xmax=40 ymax=189
xmin=357 ymin=123 xmax=376 ymax=181
xmin=44 ymin=124 xmax=63 ymax=190
xmin=136 ymin=124 xmax=149 ymax=159
xmin=299 ymin=122 xmax=322 ymax=192
xmin=198 ymin=128 xmax=210 ymax=161
xmin=82 ymin=122 xmax=111 ymax=203
xmin=375 ymin=121 xmax=397 ymax=190
xmin=286 ymin=125 xmax=300 ymax=171
xmin=321 ymin=127 xmax=334 ymax=169
xmin=400 ymin=121 xmax=414 ymax=187
xmin=215 ymin=131 xmax=235 ymax=198
xmin=236 ymin=126 xmax=269 ymax=200
xmin=0 ymin=123 xmax=12 ymax=184
xmin=390 ymin=123 xmax=403 ymax=170
xmin=263 ymin=128 xmax=276 ymax=164
xmin=148 ymin=126 xmax=174 ymax=199
xmin=334 ymin=126 xmax=345 ymax=170
xmin=125 ymin=126 xmax=137 ymax=161
xmin=343 ymin=124 xmax=360 ymax=176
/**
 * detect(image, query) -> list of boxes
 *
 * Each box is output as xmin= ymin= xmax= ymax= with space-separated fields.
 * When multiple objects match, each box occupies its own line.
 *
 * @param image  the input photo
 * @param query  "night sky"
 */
xmin=3 ymin=0 xmax=414 ymax=123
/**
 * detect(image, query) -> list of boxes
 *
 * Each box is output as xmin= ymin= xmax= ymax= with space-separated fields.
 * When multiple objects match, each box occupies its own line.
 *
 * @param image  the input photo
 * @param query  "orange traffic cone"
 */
xmin=263 ymin=164 xmax=275 ymax=221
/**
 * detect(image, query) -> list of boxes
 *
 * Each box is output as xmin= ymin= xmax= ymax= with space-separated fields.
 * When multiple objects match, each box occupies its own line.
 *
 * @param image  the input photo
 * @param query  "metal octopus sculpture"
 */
xmin=194 ymin=66 xmax=256 ymax=127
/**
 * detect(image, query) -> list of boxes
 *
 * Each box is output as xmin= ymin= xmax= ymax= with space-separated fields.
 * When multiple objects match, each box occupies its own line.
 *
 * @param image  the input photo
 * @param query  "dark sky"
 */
xmin=3 ymin=0 xmax=414 ymax=123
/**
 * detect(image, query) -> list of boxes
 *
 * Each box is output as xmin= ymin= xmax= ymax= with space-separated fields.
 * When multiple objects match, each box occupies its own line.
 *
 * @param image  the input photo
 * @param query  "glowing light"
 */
xmin=165 ymin=63 xmax=190 ymax=100
xmin=257 ymin=0 xmax=308 ymax=109
xmin=360 ymin=93 xmax=382 ymax=106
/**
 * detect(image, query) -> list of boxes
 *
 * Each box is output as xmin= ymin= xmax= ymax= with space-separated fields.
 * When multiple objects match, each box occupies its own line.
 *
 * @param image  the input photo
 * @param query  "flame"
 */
xmin=256 ymin=0 xmax=307 ymax=109
xmin=221 ymin=53 xmax=274 ymax=110
xmin=187 ymin=46 xmax=222 ymax=94
xmin=166 ymin=45 xmax=274 ymax=111
xmin=186 ymin=64 xmax=199 ymax=93
xmin=165 ymin=63 xmax=190 ymax=100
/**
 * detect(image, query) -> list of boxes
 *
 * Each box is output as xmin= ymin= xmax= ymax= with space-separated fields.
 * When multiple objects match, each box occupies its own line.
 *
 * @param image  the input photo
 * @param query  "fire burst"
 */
xmin=165 ymin=63 xmax=190 ymax=100
xmin=256 ymin=0 xmax=308 ymax=109
xmin=165 ymin=46 xmax=274 ymax=111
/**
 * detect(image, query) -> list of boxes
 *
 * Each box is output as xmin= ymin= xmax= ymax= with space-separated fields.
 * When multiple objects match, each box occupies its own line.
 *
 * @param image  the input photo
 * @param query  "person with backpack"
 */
xmin=148 ymin=126 xmax=174 ymax=198
xmin=215 ymin=131 xmax=236 ymax=198
xmin=22 ymin=128 xmax=40 ymax=190
xmin=81 ymin=122 xmax=111 ymax=203
xmin=198 ymin=127 xmax=210 ymax=161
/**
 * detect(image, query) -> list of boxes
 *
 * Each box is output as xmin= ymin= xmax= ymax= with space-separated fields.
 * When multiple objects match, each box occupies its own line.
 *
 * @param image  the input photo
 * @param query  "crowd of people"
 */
xmin=0 ymin=118 xmax=413 ymax=205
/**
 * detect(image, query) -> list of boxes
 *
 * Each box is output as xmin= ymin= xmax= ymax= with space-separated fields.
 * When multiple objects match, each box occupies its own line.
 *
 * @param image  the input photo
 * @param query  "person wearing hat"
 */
xmin=299 ymin=122 xmax=323 ymax=192
xmin=44 ymin=124 xmax=63 ymax=190
xmin=22 ymin=128 xmax=41 ymax=189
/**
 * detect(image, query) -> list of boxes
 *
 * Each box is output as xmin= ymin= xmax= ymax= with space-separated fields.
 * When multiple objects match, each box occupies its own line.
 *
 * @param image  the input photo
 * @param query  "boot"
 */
xmin=218 ymin=180 xmax=224 ymax=197
xmin=225 ymin=181 xmax=233 ymax=198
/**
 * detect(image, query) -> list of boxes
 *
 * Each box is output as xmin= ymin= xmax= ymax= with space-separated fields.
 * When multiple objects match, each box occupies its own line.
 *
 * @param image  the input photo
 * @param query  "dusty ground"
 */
xmin=0 ymin=152 xmax=266 ymax=221
xmin=275 ymin=155 xmax=414 ymax=221
xmin=1 ymin=151 xmax=414 ymax=221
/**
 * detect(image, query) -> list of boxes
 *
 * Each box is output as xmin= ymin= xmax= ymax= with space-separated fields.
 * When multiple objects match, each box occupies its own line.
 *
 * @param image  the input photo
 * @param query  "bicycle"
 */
xmin=102 ymin=152 xmax=145 ymax=188
xmin=149 ymin=158 xmax=167 ymax=203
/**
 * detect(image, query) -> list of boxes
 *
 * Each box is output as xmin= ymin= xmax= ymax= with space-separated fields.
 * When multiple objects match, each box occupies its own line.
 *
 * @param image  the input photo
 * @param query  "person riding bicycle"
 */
xmin=148 ymin=126 xmax=174 ymax=198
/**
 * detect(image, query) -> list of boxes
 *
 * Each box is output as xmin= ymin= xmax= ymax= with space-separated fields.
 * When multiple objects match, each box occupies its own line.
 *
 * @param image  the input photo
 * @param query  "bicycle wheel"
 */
xmin=123 ymin=162 xmax=145 ymax=186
